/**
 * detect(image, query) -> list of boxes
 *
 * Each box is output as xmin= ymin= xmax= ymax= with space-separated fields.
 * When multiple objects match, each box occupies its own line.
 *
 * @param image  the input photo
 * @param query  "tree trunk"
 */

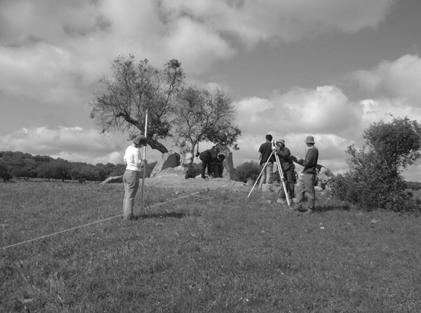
xmin=147 ymin=137 xmax=168 ymax=153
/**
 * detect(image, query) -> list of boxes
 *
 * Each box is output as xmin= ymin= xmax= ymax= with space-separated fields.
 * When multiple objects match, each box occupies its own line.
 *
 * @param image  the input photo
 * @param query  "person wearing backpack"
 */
xmin=258 ymin=134 xmax=275 ymax=188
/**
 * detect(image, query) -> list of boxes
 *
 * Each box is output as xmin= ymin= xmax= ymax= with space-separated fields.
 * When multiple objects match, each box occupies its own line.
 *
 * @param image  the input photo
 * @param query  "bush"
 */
xmin=0 ymin=161 xmax=12 ymax=182
xmin=234 ymin=161 xmax=260 ymax=183
xmin=330 ymin=174 xmax=359 ymax=203
xmin=334 ymin=117 xmax=421 ymax=212
xmin=330 ymin=159 xmax=413 ymax=211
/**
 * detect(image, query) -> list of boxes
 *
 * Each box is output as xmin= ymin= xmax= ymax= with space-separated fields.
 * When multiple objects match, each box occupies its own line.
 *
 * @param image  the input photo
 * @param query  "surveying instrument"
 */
xmin=247 ymin=140 xmax=291 ymax=207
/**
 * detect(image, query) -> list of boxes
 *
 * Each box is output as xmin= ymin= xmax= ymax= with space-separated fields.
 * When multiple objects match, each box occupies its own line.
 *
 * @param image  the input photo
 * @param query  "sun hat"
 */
xmin=276 ymin=138 xmax=285 ymax=146
xmin=305 ymin=135 xmax=315 ymax=144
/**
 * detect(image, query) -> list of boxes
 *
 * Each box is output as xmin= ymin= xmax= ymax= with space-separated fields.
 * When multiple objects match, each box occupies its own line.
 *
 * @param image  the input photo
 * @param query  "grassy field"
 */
xmin=1 ymin=181 xmax=420 ymax=313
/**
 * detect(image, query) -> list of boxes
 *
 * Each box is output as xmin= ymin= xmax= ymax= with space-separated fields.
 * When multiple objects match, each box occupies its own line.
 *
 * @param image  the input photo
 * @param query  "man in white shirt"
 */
xmin=123 ymin=135 xmax=147 ymax=220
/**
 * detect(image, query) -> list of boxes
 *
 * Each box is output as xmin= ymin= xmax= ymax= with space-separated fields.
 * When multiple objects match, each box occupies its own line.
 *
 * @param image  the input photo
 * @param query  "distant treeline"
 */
xmin=0 ymin=151 xmax=156 ymax=182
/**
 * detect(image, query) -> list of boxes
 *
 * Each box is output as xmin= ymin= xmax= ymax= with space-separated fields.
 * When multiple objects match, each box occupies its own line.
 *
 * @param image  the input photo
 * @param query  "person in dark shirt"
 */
xmin=258 ymin=134 xmax=275 ymax=188
xmin=294 ymin=135 xmax=319 ymax=213
xmin=273 ymin=139 xmax=296 ymax=201
xmin=214 ymin=153 xmax=226 ymax=177
xmin=199 ymin=146 xmax=220 ymax=179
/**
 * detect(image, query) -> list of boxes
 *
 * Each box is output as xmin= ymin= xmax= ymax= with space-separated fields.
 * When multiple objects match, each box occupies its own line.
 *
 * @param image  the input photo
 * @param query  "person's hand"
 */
xmin=298 ymin=158 xmax=304 ymax=165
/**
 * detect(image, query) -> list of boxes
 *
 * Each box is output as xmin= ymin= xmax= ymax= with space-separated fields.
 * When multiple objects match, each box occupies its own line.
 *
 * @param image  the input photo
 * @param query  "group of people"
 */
xmin=121 ymin=133 xmax=319 ymax=220
xmin=258 ymin=133 xmax=319 ymax=214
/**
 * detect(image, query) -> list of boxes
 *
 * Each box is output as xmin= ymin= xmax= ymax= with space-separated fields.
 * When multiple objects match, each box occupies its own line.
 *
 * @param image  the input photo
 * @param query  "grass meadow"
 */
xmin=1 ymin=181 xmax=420 ymax=313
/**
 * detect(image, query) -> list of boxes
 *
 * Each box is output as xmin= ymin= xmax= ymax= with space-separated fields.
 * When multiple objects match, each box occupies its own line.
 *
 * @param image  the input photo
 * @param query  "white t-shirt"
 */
xmin=124 ymin=144 xmax=143 ymax=171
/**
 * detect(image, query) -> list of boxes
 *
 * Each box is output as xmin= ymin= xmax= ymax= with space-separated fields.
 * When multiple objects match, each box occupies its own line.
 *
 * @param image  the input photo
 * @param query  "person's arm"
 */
xmin=276 ymin=148 xmax=290 ymax=159
xmin=258 ymin=145 xmax=263 ymax=163
xmin=123 ymin=147 xmax=129 ymax=164
xmin=137 ymin=149 xmax=143 ymax=168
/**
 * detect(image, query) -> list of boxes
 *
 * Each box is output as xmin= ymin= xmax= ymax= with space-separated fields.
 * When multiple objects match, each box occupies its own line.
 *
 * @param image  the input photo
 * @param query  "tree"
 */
xmin=91 ymin=56 xmax=184 ymax=153
xmin=0 ymin=161 xmax=12 ymax=182
xmin=337 ymin=117 xmax=421 ymax=210
xmin=172 ymin=86 xmax=241 ymax=162
xmin=363 ymin=117 xmax=421 ymax=176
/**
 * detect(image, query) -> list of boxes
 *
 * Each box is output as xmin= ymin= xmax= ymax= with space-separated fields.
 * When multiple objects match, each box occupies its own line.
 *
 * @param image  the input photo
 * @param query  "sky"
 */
xmin=1 ymin=0 xmax=421 ymax=180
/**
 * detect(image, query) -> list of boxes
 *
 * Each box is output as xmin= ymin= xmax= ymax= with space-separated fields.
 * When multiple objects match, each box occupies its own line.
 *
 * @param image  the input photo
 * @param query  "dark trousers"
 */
xmin=278 ymin=169 xmax=295 ymax=199
xmin=201 ymin=161 xmax=209 ymax=178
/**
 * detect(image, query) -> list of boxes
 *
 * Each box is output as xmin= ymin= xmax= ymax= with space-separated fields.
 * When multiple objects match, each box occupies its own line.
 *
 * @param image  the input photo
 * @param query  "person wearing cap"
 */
xmin=294 ymin=135 xmax=319 ymax=213
xmin=122 ymin=135 xmax=147 ymax=220
xmin=273 ymin=138 xmax=296 ymax=201
xmin=258 ymin=134 xmax=275 ymax=188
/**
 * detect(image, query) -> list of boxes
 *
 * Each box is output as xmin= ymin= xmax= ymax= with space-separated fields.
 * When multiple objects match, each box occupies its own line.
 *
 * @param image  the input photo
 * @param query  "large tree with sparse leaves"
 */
xmin=172 ymin=85 xmax=241 ymax=163
xmin=90 ymin=56 xmax=184 ymax=153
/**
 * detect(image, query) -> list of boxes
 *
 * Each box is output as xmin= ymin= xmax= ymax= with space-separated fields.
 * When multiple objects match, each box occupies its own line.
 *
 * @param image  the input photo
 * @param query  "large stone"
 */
xmin=162 ymin=152 xmax=180 ymax=170
xmin=150 ymin=152 xmax=181 ymax=177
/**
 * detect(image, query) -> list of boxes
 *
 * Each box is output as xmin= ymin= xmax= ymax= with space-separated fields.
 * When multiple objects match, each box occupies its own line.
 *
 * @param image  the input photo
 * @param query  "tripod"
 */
xmin=247 ymin=143 xmax=291 ymax=207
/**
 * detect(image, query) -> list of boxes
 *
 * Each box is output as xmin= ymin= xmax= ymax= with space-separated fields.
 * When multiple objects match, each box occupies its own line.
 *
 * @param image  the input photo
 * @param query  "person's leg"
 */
xmin=201 ymin=161 xmax=207 ymax=178
xmin=285 ymin=170 xmax=295 ymax=198
xmin=303 ymin=173 xmax=316 ymax=211
xmin=265 ymin=162 xmax=273 ymax=184
xmin=123 ymin=170 xmax=137 ymax=219
xmin=293 ymin=174 xmax=305 ymax=209
xmin=259 ymin=163 xmax=267 ymax=188
xmin=131 ymin=171 xmax=141 ymax=216
xmin=218 ymin=162 xmax=224 ymax=177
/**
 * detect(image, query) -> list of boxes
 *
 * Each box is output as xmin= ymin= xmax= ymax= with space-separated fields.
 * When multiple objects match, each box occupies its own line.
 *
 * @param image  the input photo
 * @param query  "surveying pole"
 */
xmin=140 ymin=109 xmax=148 ymax=214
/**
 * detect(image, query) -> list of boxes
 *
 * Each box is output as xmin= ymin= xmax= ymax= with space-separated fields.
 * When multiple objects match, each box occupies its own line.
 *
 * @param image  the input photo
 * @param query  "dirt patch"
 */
xmin=145 ymin=167 xmax=249 ymax=192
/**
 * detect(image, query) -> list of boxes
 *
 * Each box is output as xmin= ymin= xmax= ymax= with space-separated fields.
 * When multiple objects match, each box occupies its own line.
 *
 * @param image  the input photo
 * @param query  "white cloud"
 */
xmin=360 ymin=98 xmax=421 ymax=127
xmin=0 ymin=0 xmax=399 ymax=128
xmin=163 ymin=17 xmax=235 ymax=72
xmin=352 ymin=54 xmax=421 ymax=103
xmin=235 ymin=85 xmax=361 ymax=136
xmin=159 ymin=0 xmax=395 ymax=44
xmin=0 ymin=126 xmax=127 ymax=164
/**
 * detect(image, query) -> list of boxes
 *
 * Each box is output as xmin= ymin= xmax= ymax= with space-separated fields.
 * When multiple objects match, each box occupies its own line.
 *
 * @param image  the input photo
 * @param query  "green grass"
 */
xmin=1 ymin=181 xmax=420 ymax=312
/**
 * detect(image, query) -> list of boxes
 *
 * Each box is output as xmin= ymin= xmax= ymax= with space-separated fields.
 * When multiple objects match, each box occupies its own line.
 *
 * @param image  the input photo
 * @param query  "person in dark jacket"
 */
xmin=294 ymin=135 xmax=319 ymax=213
xmin=258 ymin=134 xmax=275 ymax=188
xmin=273 ymin=139 xmax=296 ymax=200
xmin=199 ymin=146 xmax=219 ymax=179
xmin=213 ymin=153 xmax=225 ymax=178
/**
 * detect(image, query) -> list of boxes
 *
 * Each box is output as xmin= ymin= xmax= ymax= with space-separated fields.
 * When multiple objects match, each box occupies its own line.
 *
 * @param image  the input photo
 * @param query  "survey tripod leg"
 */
xmin=247 ymin=150 xmax=275 ymax=198
xmin=274 ymin=152 xmax=291 ymax=207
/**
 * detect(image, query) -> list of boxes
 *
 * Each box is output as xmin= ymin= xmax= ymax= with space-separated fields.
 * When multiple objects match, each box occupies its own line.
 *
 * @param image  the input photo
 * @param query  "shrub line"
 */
xmin=2 ymin=191 xmax=201 ymax=250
